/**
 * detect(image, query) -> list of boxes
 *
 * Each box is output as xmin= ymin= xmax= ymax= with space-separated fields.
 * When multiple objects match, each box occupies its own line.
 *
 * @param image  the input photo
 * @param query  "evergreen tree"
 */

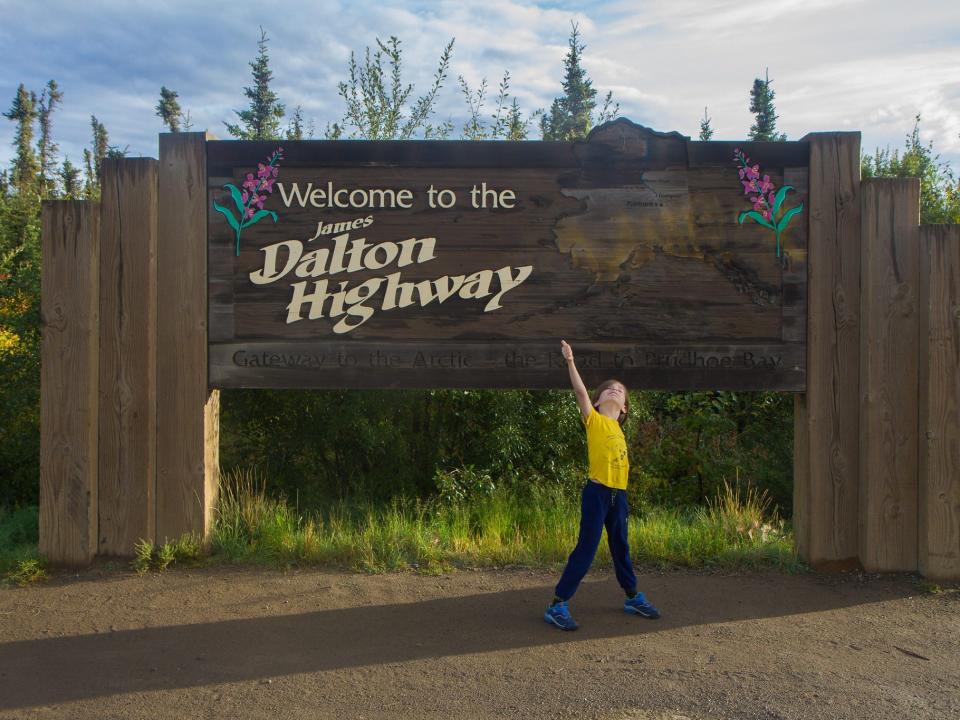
xmin=748 ymin=69 xmax=786 ymax=141
xmin=505 ymin=99 xmax=529 ymax=141
xmin=539 ymin=22 xmax=617 ymax=141
xmin=82 ymin=148 xmax=93 ymax=197
xmin=91 ymin=116 xmax=108 ymax=175
xmin=59 ymin=157 xmax=81 ymax=198
xmin=698 ymin=106 xmax=714 ymax=141
xmin=83 ymin=116 xmax=108 ymax=198
xmin=3 ymin=84 xmax=39 ymax=193
xmin=36 ymin=80 xmax=63 ymax=197
xmin=156 ymin=86 xmax=183 ymax=132
xmin=225 ymin=28 xmax=286 ymax=140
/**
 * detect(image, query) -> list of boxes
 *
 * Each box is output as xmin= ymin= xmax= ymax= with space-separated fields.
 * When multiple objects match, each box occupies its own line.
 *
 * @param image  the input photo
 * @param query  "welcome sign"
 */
xmin=207 ymin=119 xmax=809 ymax=390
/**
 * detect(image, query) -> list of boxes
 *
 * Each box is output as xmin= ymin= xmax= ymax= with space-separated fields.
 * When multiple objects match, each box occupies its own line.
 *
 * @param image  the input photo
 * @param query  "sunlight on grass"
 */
xmin=0 ymin=472 xmax=800 ymax=581
xmin=207 ymin=469 xmax=801 ymax=574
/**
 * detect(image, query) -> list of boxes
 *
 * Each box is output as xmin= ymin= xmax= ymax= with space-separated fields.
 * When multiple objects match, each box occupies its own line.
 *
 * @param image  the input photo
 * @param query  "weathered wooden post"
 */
xmin=793 ymin=133 xmax=862 ymax=569
xmin=39 ymin=201 xmax=100 ymax=566
xmin=919 ymin=225 xmax=960 ymax=579
xmin=859 ymin=178 xmax=920 ymax=572
xmin=157 ymin=132 xmax=220 ymax=543
xmin=97 ymin=158 xmax=158 ymax=555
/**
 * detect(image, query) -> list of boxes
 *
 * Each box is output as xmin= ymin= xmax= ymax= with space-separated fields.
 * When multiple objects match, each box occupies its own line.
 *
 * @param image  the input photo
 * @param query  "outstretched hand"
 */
xmin=560 ymin=339 xmax=574 ymax=363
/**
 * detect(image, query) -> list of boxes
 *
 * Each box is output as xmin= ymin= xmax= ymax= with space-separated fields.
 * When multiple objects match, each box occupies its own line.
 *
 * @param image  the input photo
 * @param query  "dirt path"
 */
xmin=0 ymin=564 xmax=957 ymax=719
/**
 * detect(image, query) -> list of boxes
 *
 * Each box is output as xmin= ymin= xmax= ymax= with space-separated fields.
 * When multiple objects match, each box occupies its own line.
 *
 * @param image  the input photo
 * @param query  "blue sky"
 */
xmin=1 ymin=0 xmax=958 ymax=172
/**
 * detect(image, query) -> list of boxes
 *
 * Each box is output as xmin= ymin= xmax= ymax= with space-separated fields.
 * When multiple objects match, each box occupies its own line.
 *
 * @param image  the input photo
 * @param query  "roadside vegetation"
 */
xmin=2 ymin=468 xmax=799 ymax=585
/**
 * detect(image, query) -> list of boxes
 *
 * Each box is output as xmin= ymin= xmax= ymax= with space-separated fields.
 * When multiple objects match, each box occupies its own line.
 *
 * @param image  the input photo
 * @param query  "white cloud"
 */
xmin=0 ymin=0 xmax=957 ymax=171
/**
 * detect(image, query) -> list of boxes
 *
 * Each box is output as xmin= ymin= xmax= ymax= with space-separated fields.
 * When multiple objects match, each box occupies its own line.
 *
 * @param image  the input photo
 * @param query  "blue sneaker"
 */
xmin=624 ymin=592 xmax=661 ymax=619
xmin=544 ymin=600 xmax=579 ymax=631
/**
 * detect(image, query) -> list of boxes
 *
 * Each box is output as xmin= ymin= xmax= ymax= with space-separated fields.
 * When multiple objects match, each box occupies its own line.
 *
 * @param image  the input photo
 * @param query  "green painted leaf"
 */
xmin=776 ymin=203 xmax=804 ymax=232
xmin=212 ymin=201 xmax=240 ymax=234
xmin=239 ymin=209 xmax=279 ymax=230
xmin=737 ymin=209 xmax=776 ymax=230
xmin=771 ymin=185 xmax=794 ymax=218
xmin=224 ymin=183 xmax=246 ymax=215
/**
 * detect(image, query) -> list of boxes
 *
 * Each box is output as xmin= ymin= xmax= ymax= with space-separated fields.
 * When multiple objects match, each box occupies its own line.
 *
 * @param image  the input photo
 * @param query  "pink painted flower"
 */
xmin=734 ymin=148 xmax=780 ymax=220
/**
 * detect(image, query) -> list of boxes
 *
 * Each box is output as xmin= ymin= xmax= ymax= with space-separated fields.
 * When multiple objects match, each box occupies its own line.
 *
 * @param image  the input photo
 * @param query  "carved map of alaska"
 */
xmin=554 ymin=171 xmax=700 ymax=282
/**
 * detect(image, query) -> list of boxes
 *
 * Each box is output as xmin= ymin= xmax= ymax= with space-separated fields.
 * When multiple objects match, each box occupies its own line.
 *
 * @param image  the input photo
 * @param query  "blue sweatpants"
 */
xmin=554 ymin=480 xmax=637 ymax=601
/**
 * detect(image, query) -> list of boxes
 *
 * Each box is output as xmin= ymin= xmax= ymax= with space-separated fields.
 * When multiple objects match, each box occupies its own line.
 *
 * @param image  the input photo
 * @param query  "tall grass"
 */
xmin=0 ymin=471 xmax=800 ymax=583
xmin=209 ymin=469 xmax=800 ymax=573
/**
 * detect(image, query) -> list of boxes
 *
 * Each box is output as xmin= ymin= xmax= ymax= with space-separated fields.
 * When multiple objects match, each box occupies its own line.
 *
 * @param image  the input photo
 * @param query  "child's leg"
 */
xmin=554 ymin=481 xmax=608 ymax=600
xmin=604 ymin=489 xmax=638 ymax=595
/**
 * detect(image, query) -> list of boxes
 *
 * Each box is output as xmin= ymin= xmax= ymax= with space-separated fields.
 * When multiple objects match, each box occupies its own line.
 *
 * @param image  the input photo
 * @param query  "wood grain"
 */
xmin=918 ymin=225 xmax=960 ymax=580
xmin=859 ymin=179 xmax=920 ymax=572
xmin=39 ymin=201 xmax=100 ymax=566
xmin=157 ymin=133 xmax=220 ymax=543
xmin=208 ymin=120 xmax=809 ymax=391
xmin=97 ymin=159 xmax=158 ymax=556
xmin=794 ymin=132 xmax=861 ymax=568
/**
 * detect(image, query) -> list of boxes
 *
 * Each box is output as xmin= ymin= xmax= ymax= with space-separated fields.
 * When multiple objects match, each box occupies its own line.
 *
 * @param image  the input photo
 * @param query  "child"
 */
xmin=544 ymin=339 xmax=660 ymax=631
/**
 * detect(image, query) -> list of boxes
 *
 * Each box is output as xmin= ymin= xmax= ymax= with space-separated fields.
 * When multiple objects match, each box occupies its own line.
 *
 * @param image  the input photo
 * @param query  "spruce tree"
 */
xmin=748 ymin=69 xmax=786 ymax=141
xmin=91 ymin=116 xmax=108 ymax=176
xmin=83 ymin=116 xmax=109 ymax=198
xmin=225 ymin=28 xmax=286 ymax=140
xmin=59 ymin=157 xmax=81 ymax=198
xmin=539 ymin=22 xmax=616 ymax=141
xmin=156 ymin=86 xmax=183 ymax=132
xmin=505 ymin=99 xmax=529 ymax=140
xmin=36 ymin=80 xmax=63 ymax=197
xmin=82 ymin=149 xmax=93 ymax=197
xmin=3 ymin=84 xmax=39 ymax=193
xmin=698 ymin=106 xmax=714 ymax=141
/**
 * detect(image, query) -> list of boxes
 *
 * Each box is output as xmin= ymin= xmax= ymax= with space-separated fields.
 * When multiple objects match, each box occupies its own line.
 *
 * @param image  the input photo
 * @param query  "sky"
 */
xmin=1 ymin=0 xmax=958 ymax=173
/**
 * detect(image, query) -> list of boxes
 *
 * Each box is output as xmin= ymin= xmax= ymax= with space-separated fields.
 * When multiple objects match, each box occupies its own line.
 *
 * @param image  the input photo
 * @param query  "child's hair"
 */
xmin=591 ymin=379 xmax=629 ymax=426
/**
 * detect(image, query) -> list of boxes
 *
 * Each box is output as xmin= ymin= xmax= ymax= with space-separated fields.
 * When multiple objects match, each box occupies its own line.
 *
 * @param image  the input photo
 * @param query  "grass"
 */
xmin=0 ymin=505 xmax=48 ymax=586
xmin=205 ymin=469 xmax=802 ymax=574
xmin=0 ymin=472 xmax=802 ymax=582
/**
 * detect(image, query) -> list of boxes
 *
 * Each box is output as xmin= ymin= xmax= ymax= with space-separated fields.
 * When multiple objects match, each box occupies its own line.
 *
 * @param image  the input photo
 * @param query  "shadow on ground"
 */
xmin=0 ymin=571 xmax=913 ymax=709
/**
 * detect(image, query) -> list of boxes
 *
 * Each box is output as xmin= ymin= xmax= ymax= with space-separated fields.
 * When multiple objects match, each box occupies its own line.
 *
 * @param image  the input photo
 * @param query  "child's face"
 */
xmin=597 ymin=383 xmax=627 ymax=412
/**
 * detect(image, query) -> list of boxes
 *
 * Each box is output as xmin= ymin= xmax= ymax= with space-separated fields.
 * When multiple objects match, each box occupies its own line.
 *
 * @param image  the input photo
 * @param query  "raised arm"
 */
xmin=561 ymin=340 xmax=593 ymax=419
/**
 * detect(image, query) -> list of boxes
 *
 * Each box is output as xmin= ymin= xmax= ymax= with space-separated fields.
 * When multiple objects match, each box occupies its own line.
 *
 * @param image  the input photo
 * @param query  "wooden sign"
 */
xmin=207 ymin=119 xmax=808 ymax=390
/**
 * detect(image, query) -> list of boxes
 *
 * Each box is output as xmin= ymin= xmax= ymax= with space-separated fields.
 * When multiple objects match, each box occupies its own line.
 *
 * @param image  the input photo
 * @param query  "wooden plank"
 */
xmin=687 ymin=140 xmax=810 ymax=169
xmin=97 ymin=159 xmax=158 ymax=556
xmin=157 ymin=133 xmax=220 ymax=543
xmin=859 ymin=179 xmax=920 ymax=571
xmin=794 ymin=132 xmax=861 ymax=568
xmin=919 ymin=225 xmax=960 ymax=580
xmin=209 ymin=341 xmax=805 ymax=390
xmin=39 ymin=201 xmax=100 ymax=566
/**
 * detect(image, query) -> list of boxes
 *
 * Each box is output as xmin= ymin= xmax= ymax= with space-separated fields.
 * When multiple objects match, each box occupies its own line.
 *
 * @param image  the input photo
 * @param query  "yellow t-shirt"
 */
xmin=583 ymin=407 xmax=629 ymax=490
